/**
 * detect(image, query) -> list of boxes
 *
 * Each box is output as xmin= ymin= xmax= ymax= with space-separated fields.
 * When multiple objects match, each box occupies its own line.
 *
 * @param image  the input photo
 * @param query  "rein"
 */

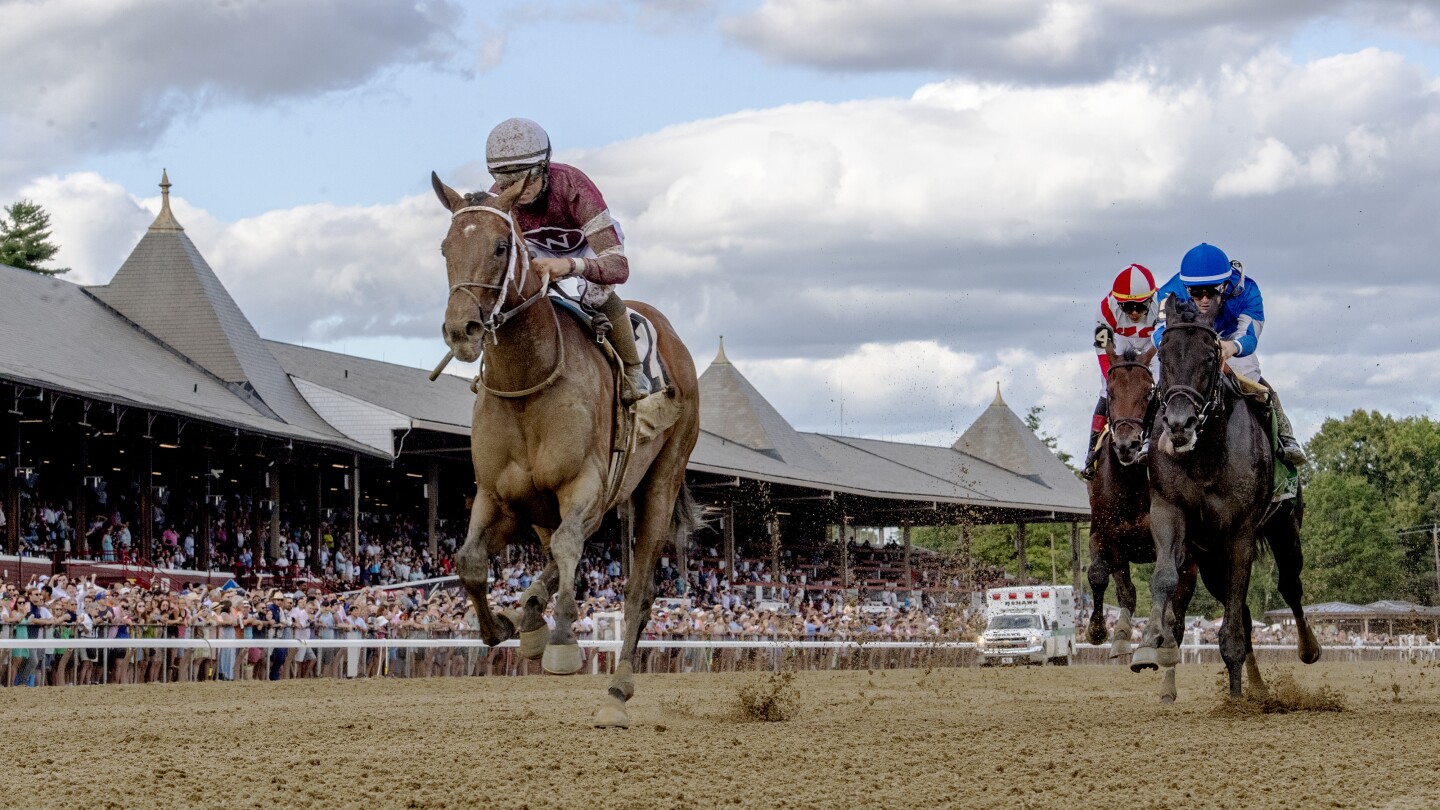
xmin=448 ymin=204 xmax=563 ymax=398
xmin=1159 ymin=322 xmax=1223 ymax=434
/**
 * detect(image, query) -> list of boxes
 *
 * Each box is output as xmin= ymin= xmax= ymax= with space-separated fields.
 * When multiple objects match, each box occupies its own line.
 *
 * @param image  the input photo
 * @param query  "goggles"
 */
xmin=1119 ymin=300 xmax=1150 ymax=315
xmin=1186 ymin=284 xmax=1225 ymax=301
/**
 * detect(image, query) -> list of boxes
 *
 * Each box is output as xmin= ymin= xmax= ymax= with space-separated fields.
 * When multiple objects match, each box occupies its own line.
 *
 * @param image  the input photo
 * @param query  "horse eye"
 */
xmin=494 ymin=242 xmax=508 ymax=257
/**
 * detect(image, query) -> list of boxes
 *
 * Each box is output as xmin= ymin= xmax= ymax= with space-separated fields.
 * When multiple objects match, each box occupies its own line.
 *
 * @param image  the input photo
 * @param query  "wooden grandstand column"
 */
xmin=74 ymin=434 xmax=88 ymax=558
xmin=902 ymin=521 xmax=912 ymax=597
xmin=351 ymin=455 xmax=360 ymax=560
xmin=1014 ymin=522 xmax=1028 ymax=582
xmin=139 ymin=444 xmax=154 ymax=561
xmin=427 ymin=460 xmax=440 ymax=559
xmin=767 ymin=512 xmax=781 ymax=586
xmin=960 ymin=523 xmax=972 ymax=591
xmin=200 ymin=450 xmax=212 ymax=571
xmin=1070 ymin=521 xmax=1082 ymax=596
xmin=4 ymin=414 xmax=17 ymax=554
xmin=722 ymin=502 xmax=735 ymax=584
xmin=313 ymin=467 xmax=323 ymax=573
xmin=269 ymin=465 xmax=281 ymax=558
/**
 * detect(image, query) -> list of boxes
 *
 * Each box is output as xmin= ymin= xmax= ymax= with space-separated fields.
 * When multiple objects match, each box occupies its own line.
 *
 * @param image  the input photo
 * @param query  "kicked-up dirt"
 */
xmin=3 ymin=660 xmax=1438 ymax=809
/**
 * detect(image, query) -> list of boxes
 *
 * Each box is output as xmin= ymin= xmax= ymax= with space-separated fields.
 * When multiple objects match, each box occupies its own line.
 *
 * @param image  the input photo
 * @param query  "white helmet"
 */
xmin=485 ymin=118 xmax=551 ymax=172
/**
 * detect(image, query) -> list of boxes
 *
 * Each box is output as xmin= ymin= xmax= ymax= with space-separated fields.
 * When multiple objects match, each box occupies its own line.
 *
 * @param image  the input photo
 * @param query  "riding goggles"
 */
xmin=1119 ymin=301 xmax=1150 ymax=315
xmin=1186 ymin=284 xmax=1226 ymax=301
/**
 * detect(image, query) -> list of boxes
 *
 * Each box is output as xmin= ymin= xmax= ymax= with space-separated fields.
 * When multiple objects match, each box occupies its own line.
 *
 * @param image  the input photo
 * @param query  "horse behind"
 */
xmin=1134 ymin=295 xmax=1319 ymax=702
xmin=1085 ymin=345 xmax=1157 ymax=656
xmin=433 ymin=171 xmax=702 ymax=728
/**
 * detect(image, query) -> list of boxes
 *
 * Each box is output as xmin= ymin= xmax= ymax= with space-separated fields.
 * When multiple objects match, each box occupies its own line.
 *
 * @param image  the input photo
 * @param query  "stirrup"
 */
xmin=621 ymin=367 xmax=650 ymax=405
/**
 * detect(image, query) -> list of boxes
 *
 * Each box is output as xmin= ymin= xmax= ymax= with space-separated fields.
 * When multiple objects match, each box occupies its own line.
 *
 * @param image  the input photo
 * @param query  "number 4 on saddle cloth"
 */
xmin=1226 ymin=370 xmax=1299 ymax=503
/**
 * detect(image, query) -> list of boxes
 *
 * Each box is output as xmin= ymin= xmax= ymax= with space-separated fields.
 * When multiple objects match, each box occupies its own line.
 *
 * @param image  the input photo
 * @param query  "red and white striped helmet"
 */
xmin=1110 ymin=263 xmax=1156 ymax=302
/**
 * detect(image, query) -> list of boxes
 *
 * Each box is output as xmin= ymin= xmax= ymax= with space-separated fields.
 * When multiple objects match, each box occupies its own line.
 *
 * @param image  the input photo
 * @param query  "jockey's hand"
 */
xmin=532 ymin=257 xmax=576 ymax=280
xmin=1221 ymin=340 xmax=1240 ymax=361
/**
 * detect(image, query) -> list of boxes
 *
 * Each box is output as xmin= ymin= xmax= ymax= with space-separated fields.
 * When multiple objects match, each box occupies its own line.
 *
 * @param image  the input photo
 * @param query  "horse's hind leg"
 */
xmin=1218 ymin=535 xmax=1258 ymax=699
xmin=1265 ymin=496 xmax=1321 ymax=664
xmin=1242 ymin=604 xmax=1268 ymax=699
xmin=456 ymin=497 xmax=521 ymax=646
xmin=1111 ymin=563 xmax=1138 ymax=657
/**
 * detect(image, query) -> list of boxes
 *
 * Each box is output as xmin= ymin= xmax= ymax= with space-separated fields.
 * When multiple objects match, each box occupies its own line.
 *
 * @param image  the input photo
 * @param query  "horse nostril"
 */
xmin=464 ymin=321 xmax=482 ymax=338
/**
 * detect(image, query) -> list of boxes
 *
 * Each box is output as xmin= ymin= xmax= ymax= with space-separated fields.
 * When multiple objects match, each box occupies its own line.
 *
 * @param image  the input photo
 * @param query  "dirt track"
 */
xmin=4 ymin=661 xmax=1438 ymax=809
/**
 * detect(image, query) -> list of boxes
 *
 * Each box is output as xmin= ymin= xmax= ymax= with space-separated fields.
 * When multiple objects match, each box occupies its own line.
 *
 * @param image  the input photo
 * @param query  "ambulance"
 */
xmin=976 ymin=585 xmax=1076 ymax=666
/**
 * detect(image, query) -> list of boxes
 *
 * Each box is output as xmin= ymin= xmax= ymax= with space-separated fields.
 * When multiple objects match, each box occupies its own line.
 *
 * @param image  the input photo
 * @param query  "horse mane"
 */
xmin=463 ymin=190 xmax=495 ymax=207
xmin=1119 ymin=347 xmax=1142 ymax=362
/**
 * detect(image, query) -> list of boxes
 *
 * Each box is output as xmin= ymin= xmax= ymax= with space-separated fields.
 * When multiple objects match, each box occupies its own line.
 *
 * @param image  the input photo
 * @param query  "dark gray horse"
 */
xmin=1132 ymin=295 xmax=1320 ymax=702
xmin=1085 ymin=345 xmax=1158 ymax=656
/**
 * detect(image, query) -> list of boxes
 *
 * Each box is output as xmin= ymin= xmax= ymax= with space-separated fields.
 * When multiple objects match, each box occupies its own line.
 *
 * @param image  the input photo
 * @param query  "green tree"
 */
xmin=1300 ymin=473 xmax=1405 ymax=603
xmin=0 ymin=200 xmax=69 ymax=276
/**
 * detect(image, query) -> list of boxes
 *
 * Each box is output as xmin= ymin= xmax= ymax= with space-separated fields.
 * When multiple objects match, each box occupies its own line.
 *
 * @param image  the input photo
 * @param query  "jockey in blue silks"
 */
xmin=1152 ymin=242 xmax=1306 ymax=466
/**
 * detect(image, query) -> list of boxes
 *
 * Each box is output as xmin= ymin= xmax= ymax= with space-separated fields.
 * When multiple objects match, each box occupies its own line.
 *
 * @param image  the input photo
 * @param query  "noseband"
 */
xmin=1104 ymin=359 xmax=1154 ymax=437
xmin=1159 ymin=322 xmax=1222 ymax=433
xmin=447 ymin=204 xmax=547 ymax=344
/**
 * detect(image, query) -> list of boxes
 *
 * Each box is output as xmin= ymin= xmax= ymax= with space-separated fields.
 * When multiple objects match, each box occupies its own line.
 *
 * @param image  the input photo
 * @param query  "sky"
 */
xmin=3 ymin=0 xmax=1439 ymax=461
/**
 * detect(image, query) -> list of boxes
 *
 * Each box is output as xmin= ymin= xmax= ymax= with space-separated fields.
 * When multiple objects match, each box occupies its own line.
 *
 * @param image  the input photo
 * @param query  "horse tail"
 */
xmin=670 ymin=481 xmax=707 ymax=552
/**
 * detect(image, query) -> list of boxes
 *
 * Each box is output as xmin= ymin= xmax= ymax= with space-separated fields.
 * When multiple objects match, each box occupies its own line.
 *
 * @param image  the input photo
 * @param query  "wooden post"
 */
xmin=1070 ymin=521 xmax=1082 ymax=596
xmin=249 ymin=469 xmax=262 ymax=568
xmin=200 ymin=449 xmax=212 ymax=571
xmin=677 ymin=507 xmax=689 ymax=598
xmin=351 ymin=455 xmax=360 ymax=560
xmin=768 ymin=512 xmax=781 ymax=584
xmin=427 ymin=460 xmax=440 ymax=559
xmin=961 ymin=523 xmax=973 ymax=592
xmin=313 ymin=466 xmax=324 ymax=574
xmin=269 ymin=465 xmax=282 ymax=558
xmin=840 ymin=520 xmax=851 ymax=589
xmin=1014 ymin=521 xmax=1028 ymax=582
xmin=75 ymin=433 xmax=88 ymax=558
xmin=722 ymin=502 xmax=736 ymax=583
xmin=140 ymin=444 xmax=154 ymax=561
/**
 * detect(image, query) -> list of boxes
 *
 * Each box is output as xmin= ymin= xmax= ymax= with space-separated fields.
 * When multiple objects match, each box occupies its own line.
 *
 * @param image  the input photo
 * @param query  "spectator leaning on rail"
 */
xmin=482 ymin=117 xmax=651 ymax=404
xmin=1084 ymin=263 xmax=1159 ymax=479
xmin=1152 ymin=243 xmax=1306 ymax=466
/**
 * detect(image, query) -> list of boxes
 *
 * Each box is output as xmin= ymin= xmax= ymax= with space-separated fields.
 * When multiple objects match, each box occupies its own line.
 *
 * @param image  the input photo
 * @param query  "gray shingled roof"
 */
xmin=88 ymin=223 xmax=336 ymax=439
xmin=266 ymin=340 xmax=476 ymax=433
xmin=698 ymin=339 xmax=829 ymax=469
xmin=0 ymin=264 xmax=376 ymax=455
xmin=692 ymin=346 xmax=1088 ymax=516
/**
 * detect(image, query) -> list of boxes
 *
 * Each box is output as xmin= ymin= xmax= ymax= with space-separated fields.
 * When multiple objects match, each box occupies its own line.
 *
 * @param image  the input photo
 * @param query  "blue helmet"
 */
xmin=1179 ymin=243 xmax=1231 ymax=286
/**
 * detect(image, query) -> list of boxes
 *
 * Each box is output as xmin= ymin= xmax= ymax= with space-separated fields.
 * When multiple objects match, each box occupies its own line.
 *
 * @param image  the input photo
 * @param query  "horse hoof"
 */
xmin=593 ymin=695 xmax=630 ymax=729
xmin=1130 ymin=646 xmax=1159 ymax=672
xmin=1156 ymin=645 xmax=1180 ymax=668
xmin=542 ymin=643 xmax=583 ymax=676
xmin=518 ymin=626 xmax=550 ymax=661
xmin=1299 ymin=632 xmax=1322 ymax=664
xmin=1160 ymin=694 xmax=1175 ymax=705
xmin=1109 ymin=644 xmax=1133 ymax=660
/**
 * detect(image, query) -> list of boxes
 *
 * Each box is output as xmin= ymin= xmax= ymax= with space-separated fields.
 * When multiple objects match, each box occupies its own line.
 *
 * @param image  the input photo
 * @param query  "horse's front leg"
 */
xmin=1133 ymin=498 xmax=1184 ymax=673
xmin=456 ymin=495 xmax=521 ymax=647
xmin=1086 ymin=527 xmax=1112 ymax=645
xmin=1111 ymin=561 xmax=1139 ymax=657
xmin=1219 ymin=530 xmax=1258 ymax=699
xmin=541 ymin=473 xmax=606 ymax=675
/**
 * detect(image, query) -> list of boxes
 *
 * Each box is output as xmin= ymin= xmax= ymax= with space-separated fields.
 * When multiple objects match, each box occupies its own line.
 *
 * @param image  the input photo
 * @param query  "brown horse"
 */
xmin=432 ymin=171 xmax=701 ymax=728
xmin=1085 ymin=345 xmax=1160 ymax=657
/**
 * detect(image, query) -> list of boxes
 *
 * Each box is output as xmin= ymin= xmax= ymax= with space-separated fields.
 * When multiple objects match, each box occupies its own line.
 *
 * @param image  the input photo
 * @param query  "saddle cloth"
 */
xmin=1226 ymin=369 xmax=1297 ymax=502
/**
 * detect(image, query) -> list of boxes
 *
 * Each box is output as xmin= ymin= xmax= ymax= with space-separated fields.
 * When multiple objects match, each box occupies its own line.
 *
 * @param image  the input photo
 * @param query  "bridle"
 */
xmin=1158 ymin=321 xmax=1223 ymax=434
xmin=446 ymin=204 xmax=548 ymax=345
xmin=446 ymin=204 xmax=562 ymax=398
xmin=1104 ymin=358 xmax=1154 ymax=439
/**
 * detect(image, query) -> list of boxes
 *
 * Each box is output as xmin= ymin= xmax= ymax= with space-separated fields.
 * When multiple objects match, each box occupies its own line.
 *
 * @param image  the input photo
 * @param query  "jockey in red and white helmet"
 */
xmin=1082 ymin=263 xmax=1158 ymax=479
xmin=484 ymin=117 xmax=650 ymax=404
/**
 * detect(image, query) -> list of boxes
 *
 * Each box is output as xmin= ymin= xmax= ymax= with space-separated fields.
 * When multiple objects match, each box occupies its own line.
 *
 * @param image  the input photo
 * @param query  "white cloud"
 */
xmin=0 ymin=0 xmax=463 ymax=187
xmin=721 ymin=0 xmax=1437 ymax=80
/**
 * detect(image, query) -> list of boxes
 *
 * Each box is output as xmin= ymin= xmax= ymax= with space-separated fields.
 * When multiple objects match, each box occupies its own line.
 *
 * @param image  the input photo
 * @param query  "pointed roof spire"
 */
xmin=992 ymin=381 xmax=1004 ymax=405
xmin=714 ymin=335 xmax=730 ymax=365
xmin=149 ymin=168 xmax=184 ymax=232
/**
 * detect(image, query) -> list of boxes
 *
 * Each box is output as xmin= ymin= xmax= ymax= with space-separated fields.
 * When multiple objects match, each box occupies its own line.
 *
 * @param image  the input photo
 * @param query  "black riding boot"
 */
xmin=598 ymin=291 xmax=650 ymax=405
xmin=1081 ymin=395 xmax=1107 ymax=480
xmin=1265 ymin=383 xmax=1307 ymax=467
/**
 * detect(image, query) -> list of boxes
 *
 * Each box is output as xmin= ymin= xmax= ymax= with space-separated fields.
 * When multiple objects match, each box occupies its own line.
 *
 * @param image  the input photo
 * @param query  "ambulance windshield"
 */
xmin=987 ymin=614 xmax=1042 ymax=631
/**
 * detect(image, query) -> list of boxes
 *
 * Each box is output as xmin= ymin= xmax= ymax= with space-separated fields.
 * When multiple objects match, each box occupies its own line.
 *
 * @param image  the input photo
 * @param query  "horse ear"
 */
xmin=431 ymin=172 xmax=465 ymax=212
xmin=1140 ymin=346 xmax=1157 ymax=366
xmin=1160 ymin=292 xmax=1178 ymax=320
xmin=495 ymin=168 xmax=539 ymax=211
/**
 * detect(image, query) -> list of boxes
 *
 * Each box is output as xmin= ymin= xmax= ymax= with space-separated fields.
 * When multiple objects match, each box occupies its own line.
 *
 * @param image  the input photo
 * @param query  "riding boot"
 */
xmin=1081 ymin=396 xmax=1107 ymax=480
xmin=1136 ymin=392 xmax=1160 ymax=464
xmin=598 ymin=291 xmax=651 ymax=405
xmin=1267 ymin=386 xmax=1307 ymax=467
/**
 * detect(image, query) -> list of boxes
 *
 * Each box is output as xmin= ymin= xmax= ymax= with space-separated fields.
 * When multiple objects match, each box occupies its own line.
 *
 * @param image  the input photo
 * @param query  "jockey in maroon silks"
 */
xmin=484 ymin=117 xmax=650 ymax=404
xmin=1082 ymin=263 xmax=1159 ymax=479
